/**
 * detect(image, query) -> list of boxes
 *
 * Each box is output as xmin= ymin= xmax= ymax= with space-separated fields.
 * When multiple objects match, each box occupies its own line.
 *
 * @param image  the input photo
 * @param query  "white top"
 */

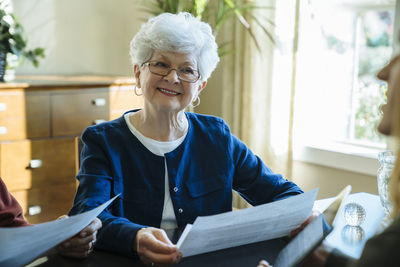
xmin=124 ymin=112 xmax=187 ymax=230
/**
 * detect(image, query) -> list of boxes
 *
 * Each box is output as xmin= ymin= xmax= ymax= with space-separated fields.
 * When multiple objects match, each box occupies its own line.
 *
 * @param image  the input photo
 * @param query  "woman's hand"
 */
xmin=301 ymin=242 xmax=333 ymax=267
xmin=135 ymin=227 xmax=182 ymax=266
xmin=257 ymin=260 xmax=272 ymax=267
xmin=290 ymin=210 xmax=320 ymax=238
xmin=256 ymin=242 xmax=332 ymax=267
xmin=56 ymin=217 xmax=102 ymax=258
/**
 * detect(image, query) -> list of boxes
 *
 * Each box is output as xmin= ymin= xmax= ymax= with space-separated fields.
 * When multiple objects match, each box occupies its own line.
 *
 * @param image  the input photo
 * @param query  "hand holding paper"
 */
xmin=135 ymin=227 xmax=182 ymax=266
xmin=56 ymin=217 xmax=102 ymax=258
xmin=0 ymin=195 xmax=118 ymax=267
xmin=177 ymin=189 xmax=318 ymax=258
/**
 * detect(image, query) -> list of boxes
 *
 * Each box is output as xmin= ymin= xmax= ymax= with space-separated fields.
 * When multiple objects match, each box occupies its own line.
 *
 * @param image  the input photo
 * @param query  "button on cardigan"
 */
xmin=69 ymin=111 xmax=303 ymax=257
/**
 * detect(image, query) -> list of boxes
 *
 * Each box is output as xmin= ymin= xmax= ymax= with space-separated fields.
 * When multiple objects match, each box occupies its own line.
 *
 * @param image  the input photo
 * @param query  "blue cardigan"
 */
xmin=69 ymin=111 xmax=303 ymax=257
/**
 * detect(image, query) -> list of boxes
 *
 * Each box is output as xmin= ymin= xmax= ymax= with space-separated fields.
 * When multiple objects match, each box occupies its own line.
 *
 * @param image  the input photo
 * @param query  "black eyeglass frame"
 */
xmin=141 ymin=61 xmax=201 ymax=83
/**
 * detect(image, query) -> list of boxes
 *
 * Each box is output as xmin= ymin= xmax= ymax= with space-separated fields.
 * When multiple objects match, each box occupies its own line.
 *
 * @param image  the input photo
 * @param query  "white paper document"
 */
xmin=0 ymin=195 xmax=119 ymax=267
xmin=177 ymin=189 xmax=318 ymax=257
xmin=274 ymin=215 xmax=324 ymax=267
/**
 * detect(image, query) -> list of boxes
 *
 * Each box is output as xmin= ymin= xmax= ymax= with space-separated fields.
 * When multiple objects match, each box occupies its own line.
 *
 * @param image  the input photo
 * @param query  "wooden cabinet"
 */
xmin=11 ymin=184 xmax=78 ymax=223
xmin=0 ymin=76 xmax=141 ymax=224
xmin=0 ymin=138 xmax=75 ymax=190
xmin=51 ymin=90 xmax=110 ymax=136
xmin=0 ymin=90 xmax=50 ymax=140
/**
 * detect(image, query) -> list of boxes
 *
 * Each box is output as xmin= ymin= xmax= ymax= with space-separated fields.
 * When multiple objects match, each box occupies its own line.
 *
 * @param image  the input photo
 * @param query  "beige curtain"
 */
xmin=219 ymin=0 xmax=300 ymax=209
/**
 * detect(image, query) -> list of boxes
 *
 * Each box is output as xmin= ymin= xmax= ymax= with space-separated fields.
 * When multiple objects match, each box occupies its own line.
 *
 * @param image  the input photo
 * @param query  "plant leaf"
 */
xmin=250 ymin=14 xmax=275 ymax=44
xmin=137 ymin=0 xmax=275 ymax=56
xmin=0 ymin=4 xmax=45 ymax=66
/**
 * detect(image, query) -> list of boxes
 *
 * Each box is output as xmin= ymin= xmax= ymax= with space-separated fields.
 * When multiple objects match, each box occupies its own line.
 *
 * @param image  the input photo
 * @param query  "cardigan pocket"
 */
xmin=185 ymin=175 xmax=227 ymax=198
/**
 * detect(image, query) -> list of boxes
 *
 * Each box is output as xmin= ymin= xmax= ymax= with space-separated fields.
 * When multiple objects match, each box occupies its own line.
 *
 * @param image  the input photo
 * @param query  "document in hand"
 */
xmin=177 ymin=189 xmax=318 ymax=257
xmin=273 ymin=186 xmax=352 ymax=267
xmin=0 ymin=195 xmax=119 ymax=267
xmin=273 ymin=214 xmax=325 ymax=267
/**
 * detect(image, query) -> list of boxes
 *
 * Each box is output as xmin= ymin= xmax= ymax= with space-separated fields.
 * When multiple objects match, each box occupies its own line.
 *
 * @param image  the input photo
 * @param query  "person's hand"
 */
xmin=56 ymin=217 xmax=102 ymax=259
xmin=300 ymin=241 xmax=333 ymax=267
xmin=290 ymin=210 xmax=320 ymax=238
xmin=257 ymin=260 xmax=272 ymax=267
xmin=256 ymin=242 xmax=332 ymax=267
xmin=135 ymin=227 xmax=182 ymax=266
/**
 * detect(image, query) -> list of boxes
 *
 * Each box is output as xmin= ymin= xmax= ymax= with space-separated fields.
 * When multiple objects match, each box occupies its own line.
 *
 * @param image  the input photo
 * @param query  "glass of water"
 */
xmin=377 ymin=151 xmax=395 ymax=216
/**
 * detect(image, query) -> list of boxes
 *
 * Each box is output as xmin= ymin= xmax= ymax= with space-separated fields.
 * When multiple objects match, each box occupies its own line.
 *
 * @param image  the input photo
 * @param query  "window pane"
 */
xmin=294 ymin=1 xmax=395 ymax=148
xmin=353 ymin=10 xmax=394 ymax=144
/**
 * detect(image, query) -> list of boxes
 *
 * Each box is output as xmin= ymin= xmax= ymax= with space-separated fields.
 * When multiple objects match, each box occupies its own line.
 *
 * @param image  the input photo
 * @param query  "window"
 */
xmin=293 ymin=0 xmax=398 ymax=175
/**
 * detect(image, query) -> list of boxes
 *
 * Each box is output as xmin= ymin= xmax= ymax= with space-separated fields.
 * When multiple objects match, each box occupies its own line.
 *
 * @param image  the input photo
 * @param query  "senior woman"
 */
xmin=70 ymin=12 xmax=305 ymax=266
xmin=257 ymin=55 xmax=400 ymax=267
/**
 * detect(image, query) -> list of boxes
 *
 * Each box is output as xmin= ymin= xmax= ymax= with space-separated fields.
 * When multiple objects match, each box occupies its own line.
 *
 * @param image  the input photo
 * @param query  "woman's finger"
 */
xmin=59 ymin=231 xmax=96 ymax=248
xmin=57 ymin=239 xmax=95 ymax=253
xmin=141 ymin=233 xmax=177 ymax=254
xmin=291 ymin=210 xmax=320 ymax=237
xmin=78 ymin=218 xmax=102 ymax=237
xmin=57 ymin=239 xmax=96 ymax=258
xmin=58 ymin=249 xmax=92 ymax=259
xmin=136 ymin=228 xmax=182 ymax=265
xmin=141 ymin=248 xmax=181 ymax=265
xmin=153 ymin=229 xmax=174 ymax=246
xmin=258 ymin=259 xmax=272 ymax=267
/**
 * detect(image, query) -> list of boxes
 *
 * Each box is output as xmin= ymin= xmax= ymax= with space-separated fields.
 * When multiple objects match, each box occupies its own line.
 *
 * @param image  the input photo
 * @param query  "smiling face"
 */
xmin=135 ymin=51 xmax=206 ymax=113
xmin=377 ymin=55 xmax=400 ymax=136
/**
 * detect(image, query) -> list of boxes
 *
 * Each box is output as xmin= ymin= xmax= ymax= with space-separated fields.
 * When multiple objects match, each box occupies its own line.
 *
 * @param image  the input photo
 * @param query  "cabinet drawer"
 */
xmin=0 ymin=138 xmax=75 ymax=191
xmin=11 ymin=183 xmax=76 ymax=224
xmin=51 ymin=91 xmax=109 ymax=136
xmin=109 ymin=87 xmax=143 ymax=120
xmin=0 ymin=90 xmax=50 ymax=140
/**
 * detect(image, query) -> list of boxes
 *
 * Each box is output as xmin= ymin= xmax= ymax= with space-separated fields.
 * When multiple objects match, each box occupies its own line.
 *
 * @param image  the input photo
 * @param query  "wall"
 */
xmin=12 ymin=0 xmax=144 ymax=76
xmin=196 ymin=59 xmax=224 ymax=117
xmin=292 ymin=161 xmax=378 ymax=199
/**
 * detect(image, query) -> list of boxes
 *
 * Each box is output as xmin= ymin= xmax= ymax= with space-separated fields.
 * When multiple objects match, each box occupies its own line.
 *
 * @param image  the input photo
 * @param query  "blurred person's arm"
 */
xmin=0 ymin=177 xmax=30 ymax=227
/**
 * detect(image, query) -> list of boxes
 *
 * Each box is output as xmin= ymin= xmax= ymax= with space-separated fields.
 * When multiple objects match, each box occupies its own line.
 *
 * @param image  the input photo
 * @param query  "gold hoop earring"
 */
xmin=191 ymin=96 xmax=200 ymax=108
xmin=134 ymin=85 xmax=143 ymax=96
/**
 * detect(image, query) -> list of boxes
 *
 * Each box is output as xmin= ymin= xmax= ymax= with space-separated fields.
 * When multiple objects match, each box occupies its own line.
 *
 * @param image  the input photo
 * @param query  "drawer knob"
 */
xmin=0 ymin=103 xmax=6 ymax=111
xmin=92 ymin=98 xmax=106 ymax=106
xmin=28 ymin=205 xmax=42 ymax=216
xmin=0 ymin=126 xmax=7 ymax=135
xmin=29 ymin=159 xmax=43 ymax=169
xmin=93 ymin=119 xmax=106 ymax=125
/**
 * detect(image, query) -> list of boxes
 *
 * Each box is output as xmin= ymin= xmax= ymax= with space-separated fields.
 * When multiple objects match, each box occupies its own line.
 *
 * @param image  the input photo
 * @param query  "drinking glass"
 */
xmin=377 ymin=151 xmax=395 ymax=216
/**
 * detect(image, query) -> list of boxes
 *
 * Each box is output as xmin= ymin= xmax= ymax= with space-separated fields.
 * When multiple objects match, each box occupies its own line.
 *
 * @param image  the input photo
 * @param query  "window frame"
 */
xmin=293 ymin=0 xmax=399 ymax=176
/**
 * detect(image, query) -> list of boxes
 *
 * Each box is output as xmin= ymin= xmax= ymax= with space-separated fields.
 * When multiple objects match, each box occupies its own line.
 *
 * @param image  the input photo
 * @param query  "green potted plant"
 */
xmin=139 ymin=0 xmax=274 ymax=56
xmin=0 ymin=2 xmax=44 ymax=82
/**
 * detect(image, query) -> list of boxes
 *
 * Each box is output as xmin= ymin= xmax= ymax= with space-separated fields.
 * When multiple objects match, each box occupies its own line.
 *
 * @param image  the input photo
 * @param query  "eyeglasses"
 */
xmin=142 ymin=61 xmax=200 ymax=83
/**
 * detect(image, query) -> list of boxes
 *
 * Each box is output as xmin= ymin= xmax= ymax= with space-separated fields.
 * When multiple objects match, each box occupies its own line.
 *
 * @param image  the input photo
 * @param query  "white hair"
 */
xmin=130 ymin=12 xmax=220 ymax=82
